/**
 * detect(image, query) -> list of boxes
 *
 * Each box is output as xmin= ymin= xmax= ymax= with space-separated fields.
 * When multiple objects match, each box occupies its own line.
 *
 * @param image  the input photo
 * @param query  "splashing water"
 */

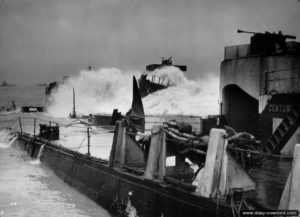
xmin=30 ymin=144 xmax=46 ymax=165
xmin=143 ymin=68 xmax=219 ymax=115
xmin=0 ymin=129 xmax=17 ymax=149
xmin=47 ymin=68 xmax=135 ymax=117
xmin=0 ymin=130 xmax=112 ymax=217
xmin=46 ymin=67 xmax=219 ymax=117
xmin=144 ymin=66 xmax=189 ymax=86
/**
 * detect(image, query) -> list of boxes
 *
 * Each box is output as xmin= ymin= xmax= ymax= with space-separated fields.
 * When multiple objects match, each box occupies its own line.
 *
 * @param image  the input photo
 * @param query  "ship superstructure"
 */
xmin=220 ymin=30 xmax=300 ymax=156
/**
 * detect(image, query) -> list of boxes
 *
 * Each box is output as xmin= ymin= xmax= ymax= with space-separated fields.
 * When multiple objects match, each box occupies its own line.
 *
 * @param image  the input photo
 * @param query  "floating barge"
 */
xmin=12 ymin=30 xmax=300 ymax=216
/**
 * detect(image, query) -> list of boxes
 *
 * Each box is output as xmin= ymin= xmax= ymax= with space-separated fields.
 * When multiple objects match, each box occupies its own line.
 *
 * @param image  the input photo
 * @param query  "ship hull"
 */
xmin=138 ymin=74 xmax=168 ymax=98
xmin=17 ymin=133 xmax=233 ymax=217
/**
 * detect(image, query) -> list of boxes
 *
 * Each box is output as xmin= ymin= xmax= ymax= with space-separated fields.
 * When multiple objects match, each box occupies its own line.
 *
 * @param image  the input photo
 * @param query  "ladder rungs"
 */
xmin=270 ymin=136 xmax=277 ymax=144
xmin=275 ymin=129 xmax=285 ymax=138
xmin=273 ymin=134 xmax=281 ymax=142
xmin=281 ymin=122 xmax=290 ymax=131
xmin=267 ymin=140 xmax=276 ymax=149
xmin=263 ymin=107 xmax=300 ymax=154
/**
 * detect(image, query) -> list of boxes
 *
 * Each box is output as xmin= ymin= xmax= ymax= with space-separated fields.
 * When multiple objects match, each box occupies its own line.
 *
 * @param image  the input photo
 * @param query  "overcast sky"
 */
xmin=0 ymin=0 xmax=299 ymax=84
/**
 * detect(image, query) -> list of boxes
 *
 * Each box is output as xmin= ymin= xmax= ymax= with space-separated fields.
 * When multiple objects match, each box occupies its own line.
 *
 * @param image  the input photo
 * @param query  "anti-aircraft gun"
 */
xmin=161 ymin=56 xmax=173 ymax=65
xmin=237 ymin=29 xmax=296 ymax=54
xmin=237 ymin=29 xmax=296 ymax=40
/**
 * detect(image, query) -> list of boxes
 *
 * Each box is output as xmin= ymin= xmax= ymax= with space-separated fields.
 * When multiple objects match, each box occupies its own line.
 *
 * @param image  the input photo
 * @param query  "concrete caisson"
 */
xmin=220 ymin=33 xmax=300 ymax=155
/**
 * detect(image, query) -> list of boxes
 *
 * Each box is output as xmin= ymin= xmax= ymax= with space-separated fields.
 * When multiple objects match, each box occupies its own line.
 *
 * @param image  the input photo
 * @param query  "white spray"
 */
xmin=30 ymin=144 xmax=46 ymax=165
xmin=0 ymin=129 xmax=17 ymax=149
xmin=46 ymin=67 xmax=219 ymax=117
xmin=37 ymin=144 xmax=45 ymax=161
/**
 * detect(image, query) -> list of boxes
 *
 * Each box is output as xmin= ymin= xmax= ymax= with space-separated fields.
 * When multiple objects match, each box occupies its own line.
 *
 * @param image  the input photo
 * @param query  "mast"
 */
xmin=70 ymin=88 xmax=76 ymax=118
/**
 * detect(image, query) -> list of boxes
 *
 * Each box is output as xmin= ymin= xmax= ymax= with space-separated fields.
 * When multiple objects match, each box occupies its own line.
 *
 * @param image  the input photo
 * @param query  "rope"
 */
xmin=72 ymin=144 xmax=89 ymax=149
xmin=15 ymin=117 xmax=291 ymax=160
xmin=64 ymin=125 xmax=88 ymax=129
xmin=228 ymin=147 xmax=292 ymax=160
xmin=164 ymin=136 xmax=207 ymax=148
xmin=7 ymin=118 xmax=19 ymax=129
xmin=62 ymin=119 xmax=81 ymax=127
xmin=89 ymin=130 xmax=114 ymax=134
xmin=68 ymin=136 xmax=87 ymax=151
xmin=92 ymin=145 xmax=112 ymax=147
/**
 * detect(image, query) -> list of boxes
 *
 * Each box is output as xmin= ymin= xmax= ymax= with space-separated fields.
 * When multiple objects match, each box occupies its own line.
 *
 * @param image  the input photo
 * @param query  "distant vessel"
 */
xmin=138 ymin=57 xmax=186 ymax=97
xmin=1 ymin=80 xmax=16 ymax=87
xmin=0 ymin=100 xmax=16 ymax=112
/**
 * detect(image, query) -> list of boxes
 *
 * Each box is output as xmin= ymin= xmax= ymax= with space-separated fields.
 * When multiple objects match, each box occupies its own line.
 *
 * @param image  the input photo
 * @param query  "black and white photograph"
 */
xmin=0 ymin=0 xmax=300 ymax=216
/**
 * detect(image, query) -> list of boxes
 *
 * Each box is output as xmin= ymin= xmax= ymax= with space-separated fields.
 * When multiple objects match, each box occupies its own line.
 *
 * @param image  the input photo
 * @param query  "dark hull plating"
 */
xmin=17 ymin=133 xmax=234 ymax=217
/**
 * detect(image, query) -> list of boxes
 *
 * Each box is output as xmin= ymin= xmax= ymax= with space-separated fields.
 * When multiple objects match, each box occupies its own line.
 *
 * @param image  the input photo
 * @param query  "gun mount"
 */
xmin=161 ymin=57 xmax=172 ymax=65
xmin=237 ymin=29 xmax=296 ymax=40
xmin=146 ymin=57 xmax=186 ymax=72
xmin=237 ymin=29 xmax=296 ymax=54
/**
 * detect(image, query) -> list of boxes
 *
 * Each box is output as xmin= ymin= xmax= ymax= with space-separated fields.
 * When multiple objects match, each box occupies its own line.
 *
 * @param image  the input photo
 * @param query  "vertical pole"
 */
xmin=87 ymin=127 xmax=90 ymax=156
xmin=18 ymin=117 xmax=23 ymax=134
xmin=72 ymin=88 xmax=76 ymax=118
xmin=218 ymin=102 xmax=223 ymax=127
xmin=49 ymin=121 xmax=52 ymax=140
xmin=33 ymin=118 xmax=36 ymax=137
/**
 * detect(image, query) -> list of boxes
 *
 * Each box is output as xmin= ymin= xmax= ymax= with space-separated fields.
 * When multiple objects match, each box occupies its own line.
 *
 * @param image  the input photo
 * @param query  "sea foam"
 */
xmin=46 ymin=67 xmax=219 ymax=117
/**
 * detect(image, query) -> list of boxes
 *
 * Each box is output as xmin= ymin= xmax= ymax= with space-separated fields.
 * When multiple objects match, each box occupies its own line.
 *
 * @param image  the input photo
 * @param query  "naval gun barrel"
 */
xmin=282 ymin=34 xmax=296 ymax=40
xmin=237 ymin=29 xmax=259 ymax=35
xmin=237 ymin=29 xmax=296 ymax=40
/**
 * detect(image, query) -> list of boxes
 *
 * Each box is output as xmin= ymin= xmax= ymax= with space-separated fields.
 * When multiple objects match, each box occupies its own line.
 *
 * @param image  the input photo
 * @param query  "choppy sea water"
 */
xmin=0 ymin=79 xmax=293 ymax=214
xmin=0 ymin=85 xmax=112 ymax=217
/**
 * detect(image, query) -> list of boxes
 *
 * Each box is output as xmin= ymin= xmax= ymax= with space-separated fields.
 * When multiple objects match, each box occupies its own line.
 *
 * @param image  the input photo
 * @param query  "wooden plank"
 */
xmin=108 ymin=121 xmax=120 ymax=168
xmin=113 ymin=121 xmax=126 ymax=168
xmin=145 ymin=126 xmax=164 ymax=180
